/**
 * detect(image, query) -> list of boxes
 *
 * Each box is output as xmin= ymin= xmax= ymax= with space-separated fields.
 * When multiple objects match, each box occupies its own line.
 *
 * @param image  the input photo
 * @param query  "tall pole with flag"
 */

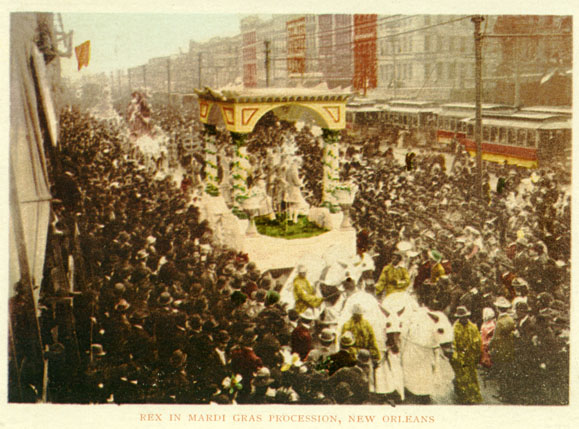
xmin=472 ymin=15 xmax=484 ymax=199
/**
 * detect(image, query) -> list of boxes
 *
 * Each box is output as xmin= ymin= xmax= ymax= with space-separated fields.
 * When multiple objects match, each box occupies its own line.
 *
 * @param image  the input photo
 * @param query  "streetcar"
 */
xmin=345 ymin=99 xmax=571 ymax=168
xmin=435 ymin=102 xmax=513 ymax=146
xmin=458 ymin=110 xmax=572 ymax=168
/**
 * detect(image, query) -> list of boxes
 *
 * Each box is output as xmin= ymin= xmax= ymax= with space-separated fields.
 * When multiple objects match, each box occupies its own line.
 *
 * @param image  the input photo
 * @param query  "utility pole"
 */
xmin=264 ymin=41 xmax=271 ymax=87
xmin=392 ymin=36 xmax=398 ymax=99
xmin=198 ymin=52 xmax=202 ymax=88
xmin=264 ymin=40 xmax=271 ymax=87
xmin=128 ymin=68 xmax=132 ymax=92
xmin=110 ymin=72 xmax=115 ymax=97
xmin=167 ymin=57 xmax=171 ymax=105
xmin=472 ymin=15 xmax=484 ymax=199
xmin=117 ymin=70 xmax=121 ymax=98
xmin=142 ymin=64 xmax=147 ymax=90
xmin=513 ymin=40 xmax=521 ymax=107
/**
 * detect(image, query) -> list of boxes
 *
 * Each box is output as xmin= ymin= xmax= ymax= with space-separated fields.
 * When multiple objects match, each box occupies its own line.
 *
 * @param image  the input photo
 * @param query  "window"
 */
xmin=450 ymin=119 xmax=456 ymax=131
xmin=490 ymin=127 xmax=498 ymax=142
xmin=508 ymin=128 xmax=517 ymax=145
xmin=527 ymin=130 xmax=537 ymax=147
xmin=468 ymin=124 xmax=474 ymax=137
xmin=517 ymin=129 xmax=527 ymax=146
xmin=499 ymin=127 xmax=507 ymax=143
xmin=483 ymin=126 xmax=490 ymax=141
xmin=449 ymin=62 xmax=456 ymax=79
xmin=436 ymin=62 xmax=443 ymax=80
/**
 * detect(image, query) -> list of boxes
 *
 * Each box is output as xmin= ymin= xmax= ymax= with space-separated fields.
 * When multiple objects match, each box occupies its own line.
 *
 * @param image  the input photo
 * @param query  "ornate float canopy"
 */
xmin=194 ymin=87 xmax=352 ymax=133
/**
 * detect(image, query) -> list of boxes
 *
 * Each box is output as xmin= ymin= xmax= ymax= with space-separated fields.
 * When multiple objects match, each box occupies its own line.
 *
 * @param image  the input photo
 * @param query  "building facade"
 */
xmin=113 ymin=14 xmax=571 ymax=106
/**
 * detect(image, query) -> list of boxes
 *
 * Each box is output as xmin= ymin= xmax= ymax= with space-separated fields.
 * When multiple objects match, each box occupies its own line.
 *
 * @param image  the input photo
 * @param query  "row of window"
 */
xmin=461 ymin=123 xmax=537 ymax=148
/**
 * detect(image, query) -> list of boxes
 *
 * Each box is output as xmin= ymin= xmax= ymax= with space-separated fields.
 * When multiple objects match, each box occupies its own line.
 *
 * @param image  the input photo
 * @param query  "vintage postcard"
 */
xmin=2 ymin=1 xmax=578 ymax=428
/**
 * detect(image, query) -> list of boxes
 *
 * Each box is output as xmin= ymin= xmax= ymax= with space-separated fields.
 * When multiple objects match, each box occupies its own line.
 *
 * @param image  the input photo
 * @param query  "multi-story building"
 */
xmin=489 ymin=15 xmax=572 ymax=106
xmin=376 ymin=15 xmax=494 ymax=101
xmin=115 ymin=14 xmax=571 ymax=107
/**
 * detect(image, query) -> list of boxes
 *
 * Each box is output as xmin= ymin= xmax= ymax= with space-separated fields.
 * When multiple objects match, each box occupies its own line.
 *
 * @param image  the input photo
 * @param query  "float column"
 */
xmin=322 ymin=128 xmax=341 ymax=208
xmin=203 ymin=123 xmax=220 ymax=196
xmin=230 ymin=131 xmax=251 ymax=217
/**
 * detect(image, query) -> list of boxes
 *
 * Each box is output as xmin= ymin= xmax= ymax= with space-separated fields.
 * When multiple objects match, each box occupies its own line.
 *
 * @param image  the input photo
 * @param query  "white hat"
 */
xmin=352 ymin=303 xmax=364 ymax=315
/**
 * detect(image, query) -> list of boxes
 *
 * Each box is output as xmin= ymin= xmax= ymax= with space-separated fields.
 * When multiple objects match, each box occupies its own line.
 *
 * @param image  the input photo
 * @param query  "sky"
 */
xmin=60 ymin=13 xmax=256 ymax=80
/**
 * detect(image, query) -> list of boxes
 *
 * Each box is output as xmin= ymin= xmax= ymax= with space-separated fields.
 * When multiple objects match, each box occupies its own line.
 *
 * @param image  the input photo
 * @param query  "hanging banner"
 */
xmin=74 ymin=40 xmax=91 ymax=71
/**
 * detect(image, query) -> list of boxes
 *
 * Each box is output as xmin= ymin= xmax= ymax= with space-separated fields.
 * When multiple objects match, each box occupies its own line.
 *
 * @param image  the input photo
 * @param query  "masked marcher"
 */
xmin=450 ymin=306 xmax=483 ymax=404
xmin=375 ymin=251 xmax=410 ymax=299
xmin=341 ymin=304 xmax=381 ymax=362
xmin=293 ymin=265 xmax=323 ymax=315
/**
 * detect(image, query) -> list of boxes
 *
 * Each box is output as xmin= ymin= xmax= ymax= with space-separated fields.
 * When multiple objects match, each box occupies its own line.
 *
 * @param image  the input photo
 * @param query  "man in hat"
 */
xmin=291 ymin=310 xmax=314 ymax=360
xmin=512 ymin=299 xmax=538 ymax=404
xmin=250 ymin=367 xmax=275 ymax=404
xmin=449 ymin=306 xmax=483 ymax=404
xmin=341 ymin=304 xmax=380 ymax=362
xmin=306 ymin=328 xmax=337 ymax=370
xmin=327 ymin=332 xmax=358 ymax=375
xmin=230 ymin=328 xmax=263 ymax=387
xmin=293 ymin=265 xmax=323 ymax=315
xmin=489 ymin=296 xmax=516 ymax=403
xmin=375 ymin=251 xmax=410 ymax=298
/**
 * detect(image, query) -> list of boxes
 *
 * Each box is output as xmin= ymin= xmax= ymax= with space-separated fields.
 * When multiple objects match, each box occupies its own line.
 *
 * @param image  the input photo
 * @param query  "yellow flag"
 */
xmin=74 ymin=40 xmax=90 ymax=71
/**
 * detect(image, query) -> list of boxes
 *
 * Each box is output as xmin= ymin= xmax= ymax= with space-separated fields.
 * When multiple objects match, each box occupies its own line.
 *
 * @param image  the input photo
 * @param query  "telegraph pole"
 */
xmin=167 ymin=57 xmax=171 ymax=105
xmin=392 ymin=37 xmax=398 ymax=99
xmin=264 ymin=40 xmax=271 ymax=87
xmin=513 ymin=39 xmax=521 ymax=107
xmin=128 ymin=68 xmax=132 ymax=92
xmin=472 ymin=15 xmax=484 ymax=199
xmin=142 ymin=64 xmax=147 ymax=90
xmin=198 ymin=52 xmax=203 ymax=88
xmin=117 ymin=70 xmax=121 ymax=98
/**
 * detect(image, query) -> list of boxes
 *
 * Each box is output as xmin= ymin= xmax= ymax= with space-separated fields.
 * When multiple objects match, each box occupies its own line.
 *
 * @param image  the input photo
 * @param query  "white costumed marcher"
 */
xmin=375 ymin=291 xmax=418 ymax=400
xmin=284 ymin=157 xmax=308 ymax=223
xmin=400 ymin=306 xmax=454 ymax=403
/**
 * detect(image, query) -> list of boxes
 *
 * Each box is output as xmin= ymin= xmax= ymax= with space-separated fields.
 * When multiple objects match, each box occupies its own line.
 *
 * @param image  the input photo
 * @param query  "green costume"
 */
xmin=341 ymin=316 xmax=381 ymax=361
xmin=293 ymin=276 xmax=323 ymax=315
xmin=375 ymin=264 xmax=410 ymax=297
xmin=450 ymin=320 xmax=483 ymax=404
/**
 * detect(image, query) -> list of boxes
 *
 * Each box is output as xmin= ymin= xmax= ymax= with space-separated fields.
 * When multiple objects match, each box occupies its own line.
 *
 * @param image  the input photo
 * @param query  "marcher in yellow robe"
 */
xmin=450 ymin=306 xmax=483 ymax=404
xmin=293 ymin=266 xmax=323 ymax=315
xmin=341 ymin=304 xmax=381 ymax=361
xmin=375 ymin=253 xmax=410 ymax=297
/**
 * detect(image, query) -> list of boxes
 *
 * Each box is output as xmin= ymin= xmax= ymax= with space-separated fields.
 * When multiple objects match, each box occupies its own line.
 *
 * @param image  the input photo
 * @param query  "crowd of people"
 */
xmin=9 ymin=94 xmax=570 ymax=406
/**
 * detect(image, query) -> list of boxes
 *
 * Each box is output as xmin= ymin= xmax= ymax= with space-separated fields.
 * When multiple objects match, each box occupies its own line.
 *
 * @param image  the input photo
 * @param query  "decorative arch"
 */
xmin=195 ymin=87 xmax=351 ymax=133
